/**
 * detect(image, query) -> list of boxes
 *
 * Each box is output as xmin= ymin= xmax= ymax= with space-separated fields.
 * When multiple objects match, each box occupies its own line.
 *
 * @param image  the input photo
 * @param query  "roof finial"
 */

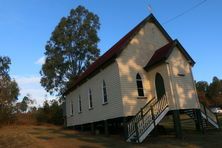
xmin=147 ymin=4 xmax=153 ymax=14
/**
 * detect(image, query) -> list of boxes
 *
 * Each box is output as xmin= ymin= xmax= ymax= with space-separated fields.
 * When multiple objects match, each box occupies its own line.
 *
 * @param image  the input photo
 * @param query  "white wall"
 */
xmin=167 ymin=47 xmax=199 ymax=109
xmin=66 ymin=62 xmax=123 ymax=126
xmin=116 ymin=21 xmax=170 ymax=116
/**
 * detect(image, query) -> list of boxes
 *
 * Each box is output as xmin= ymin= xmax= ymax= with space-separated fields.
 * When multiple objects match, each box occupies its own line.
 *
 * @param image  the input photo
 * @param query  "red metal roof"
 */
xmin=144 ymin=39 xmax=195 ymax=71
xmin=144 ymin=41 xmax=175 ymax=70
xmin=64 ymin=14 xmax=173 ymax=95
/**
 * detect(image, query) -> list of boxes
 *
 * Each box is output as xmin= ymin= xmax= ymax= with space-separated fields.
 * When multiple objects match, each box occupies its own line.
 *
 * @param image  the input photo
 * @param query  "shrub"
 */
xmin=35 ymin=100 xmax=64 ymax=125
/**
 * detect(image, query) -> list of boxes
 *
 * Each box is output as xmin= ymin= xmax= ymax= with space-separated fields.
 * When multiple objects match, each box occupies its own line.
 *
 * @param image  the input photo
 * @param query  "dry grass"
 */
xmin=0 ymin=125 xmax=40 ymax=148
xmin=0 ymin=115 xmax=222 ymax=148
xmin=0 ymin=125 xmax=128 ymax=148
xmin=15 ymin=113 xmax=37 ymax=125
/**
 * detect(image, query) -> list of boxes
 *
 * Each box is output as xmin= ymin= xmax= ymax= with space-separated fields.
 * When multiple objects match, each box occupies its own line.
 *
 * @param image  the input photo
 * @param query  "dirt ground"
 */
xmin=0 ymin=124 xmax=222 ymax=148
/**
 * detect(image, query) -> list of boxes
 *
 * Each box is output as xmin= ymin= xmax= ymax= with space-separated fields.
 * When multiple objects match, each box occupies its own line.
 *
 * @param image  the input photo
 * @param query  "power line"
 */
xmin=163 ymin=0 xmax=207 ymax=24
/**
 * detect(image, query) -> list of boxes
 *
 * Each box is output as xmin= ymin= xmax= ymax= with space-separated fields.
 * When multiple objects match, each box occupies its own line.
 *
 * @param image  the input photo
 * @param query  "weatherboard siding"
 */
xmin=66 ymin=62 xmax=123 ymax=126
xmin=116 ymin=21 xmax=170 ymax=116
xmin=147 ymin=63 xmax=176 ymax=110
xmin=66 ymin=17 xmax=199 ymax=126
xmin=167 ymin=47 xmax=199 ymax=109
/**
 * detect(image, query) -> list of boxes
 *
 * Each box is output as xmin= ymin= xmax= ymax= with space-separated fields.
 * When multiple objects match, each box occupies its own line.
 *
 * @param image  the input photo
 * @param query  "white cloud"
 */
xmin=15 ymin=76 xmax=39 ymax=85
xmin=13 ymin=75 xmax=55 ymax=106
xmin=35 ymin=56 xmax=45 ymax=65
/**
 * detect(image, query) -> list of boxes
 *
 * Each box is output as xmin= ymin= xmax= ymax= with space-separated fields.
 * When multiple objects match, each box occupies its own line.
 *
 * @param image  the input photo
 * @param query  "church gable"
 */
xmin=115 ymin=15 xmax=175 ymax=115
xmin=116 ymin=15 xmax=172 ymax=74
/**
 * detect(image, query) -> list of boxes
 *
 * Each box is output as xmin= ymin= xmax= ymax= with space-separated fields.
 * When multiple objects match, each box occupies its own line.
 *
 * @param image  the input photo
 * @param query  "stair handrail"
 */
xmin=200 ymin=103 xmax=218 ymax=125
xmin=135 ymin=95 xmax=168 ymax=138
xmin=126 ymin=97 xmax=157 ymax=139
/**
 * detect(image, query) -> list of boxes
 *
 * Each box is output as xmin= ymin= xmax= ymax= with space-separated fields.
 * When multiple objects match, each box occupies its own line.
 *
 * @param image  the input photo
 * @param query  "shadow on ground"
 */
xmin=25 ymin=116 xmax=222 ymax=148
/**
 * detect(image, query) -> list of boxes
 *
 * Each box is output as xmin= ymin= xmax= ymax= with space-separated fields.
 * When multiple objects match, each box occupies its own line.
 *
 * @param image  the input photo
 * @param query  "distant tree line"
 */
xmin=15 ymin=95 xmax=64 ymax=125
xmin=196 ymin=76 xmax=222 ymax=107
xmin=0 ymin=55 xmax=64 ymax=126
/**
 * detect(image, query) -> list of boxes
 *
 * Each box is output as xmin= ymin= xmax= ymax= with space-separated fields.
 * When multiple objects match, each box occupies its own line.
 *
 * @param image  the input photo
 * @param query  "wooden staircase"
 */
xmin=200 ymin=103 xmax=220 ymax=129
xmin=184 ymin=104 xmax=220 ymax=129
xmin=125 ymin=95 xmax=169 ymax=143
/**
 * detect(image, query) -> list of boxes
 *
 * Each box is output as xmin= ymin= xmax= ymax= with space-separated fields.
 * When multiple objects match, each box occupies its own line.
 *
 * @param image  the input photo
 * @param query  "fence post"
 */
xmin=104 ymin=120 xmax=109 ymax=136
xmin=194 ymin=109 xmax=200 ymax=131
xmin=215 ymin=113 xmax=221 ymax=130
xmin=91 ymin=122 xmax=95 ymax=135
xmin=151 ymin=106 xmax=155 ymax=126
xmin=196 ymin=109 xmax=205 ymax=134
xmin=123 ymin=117 xmax=128 ymax=140
xmin=151 ymin=105 xmax=158 ymax=136
xmin=141 ymin=108 xmax=143 ymax=118
xmin=135 ymin=123 xmax=139 ymax=143
xmin=203 ymin=105 xmax=208 ymax=128
xmin=172 ymin=110 xmax=183 ymax=138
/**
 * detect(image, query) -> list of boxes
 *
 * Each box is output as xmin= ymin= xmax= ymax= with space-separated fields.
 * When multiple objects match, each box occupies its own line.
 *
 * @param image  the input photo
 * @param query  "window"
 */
xmin=88 ymin=88 xmax=93 ymax=109
xmin=70 ymin=100 xmax=74 ymax=116
xmin=102 ymin=80 xmax=108 ymax=104
xmin=78 ymin=95 xmax=82 ymax=113
xmin=136 ymin=73 xmax=144 ymax=96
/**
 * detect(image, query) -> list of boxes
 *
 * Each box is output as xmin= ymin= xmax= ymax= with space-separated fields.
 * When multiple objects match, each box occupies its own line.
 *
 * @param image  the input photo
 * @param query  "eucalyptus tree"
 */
xmin=40 ymin=5 xmax=100 ymax=95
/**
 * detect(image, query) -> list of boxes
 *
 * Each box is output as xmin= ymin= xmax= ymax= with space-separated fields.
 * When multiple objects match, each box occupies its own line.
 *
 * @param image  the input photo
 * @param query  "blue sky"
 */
xmin=0 ymin=0 xmax=221 ymax=105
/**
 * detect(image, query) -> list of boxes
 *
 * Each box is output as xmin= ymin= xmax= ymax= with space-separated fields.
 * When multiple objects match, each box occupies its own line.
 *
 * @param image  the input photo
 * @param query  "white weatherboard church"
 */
xmin=64 ymin=14 xmax=220 ymax=143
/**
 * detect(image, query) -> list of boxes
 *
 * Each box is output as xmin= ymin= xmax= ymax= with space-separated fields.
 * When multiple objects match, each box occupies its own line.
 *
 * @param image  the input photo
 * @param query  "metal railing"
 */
xmin=200 ymin=103 xmax=220 ymax=128
xmin=126 ymin=97 xmax=157 ymax=139
xmin=136 ymin=95 xmax=168 ymax=138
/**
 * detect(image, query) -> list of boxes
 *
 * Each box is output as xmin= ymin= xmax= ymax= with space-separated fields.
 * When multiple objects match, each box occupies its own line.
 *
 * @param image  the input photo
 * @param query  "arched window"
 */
xmin=102 ymin=80 xmax=108 ymax=104
xmin=88 ymin=88 xmax=93 ymax=109
xmin=136 ymin=73 xmax=144 ymax=96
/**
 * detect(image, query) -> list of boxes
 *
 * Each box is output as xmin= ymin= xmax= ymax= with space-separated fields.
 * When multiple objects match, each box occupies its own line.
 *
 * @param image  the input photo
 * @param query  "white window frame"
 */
xmin=136 ymin=73 xmax=145 ymax=97
xmin=78 ymin=95 xmax=82 ymax=113
xmin=102 ymin=80 xmax=108 ymax=104
xmin=88 ymin=88 xmax=93 ymax=109
xmin=70 ymin=99 xmax=74 ymax=116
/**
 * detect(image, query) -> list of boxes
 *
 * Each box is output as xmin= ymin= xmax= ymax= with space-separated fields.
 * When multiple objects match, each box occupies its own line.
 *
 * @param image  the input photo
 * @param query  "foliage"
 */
xmin=196 ymin=81 xmax=208 ymax=92
xmin=196 ymin=76 xmax=222 ymax=106
xmin=207 ymin=76 xmax=222 ymax=99
xmin=0 ymin=56 xmax=10 ymax=78
xmin=16 ymin=95 xmax=34 ymax=113
xmin=0 ymin=56 xmax=20 ymax=124
xmin=40 ymin=5 xmax=100 ymax=96
xmin=35 ymin=99 xmax=64 ymax=125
